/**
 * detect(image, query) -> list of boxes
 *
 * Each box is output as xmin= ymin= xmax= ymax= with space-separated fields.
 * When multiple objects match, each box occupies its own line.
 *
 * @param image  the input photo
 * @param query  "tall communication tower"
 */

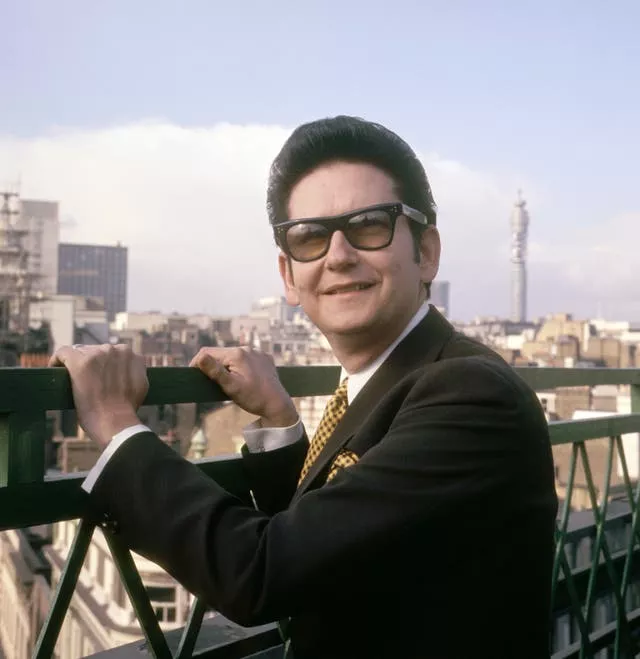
xmin=0 ymin=187 xmax=41 ymax=336
xmin=510 ymin=190 xmax=530 ymax=323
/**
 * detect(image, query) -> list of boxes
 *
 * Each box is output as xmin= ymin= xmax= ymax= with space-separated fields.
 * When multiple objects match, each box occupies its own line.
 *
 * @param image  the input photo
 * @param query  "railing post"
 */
xmin=0 ymin=411 xmax=47 ymax=487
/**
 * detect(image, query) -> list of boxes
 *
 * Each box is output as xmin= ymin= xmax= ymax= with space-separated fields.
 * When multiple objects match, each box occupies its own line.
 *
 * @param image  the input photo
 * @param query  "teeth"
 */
xmin=334 ymin=284 xmax=368 ymax=293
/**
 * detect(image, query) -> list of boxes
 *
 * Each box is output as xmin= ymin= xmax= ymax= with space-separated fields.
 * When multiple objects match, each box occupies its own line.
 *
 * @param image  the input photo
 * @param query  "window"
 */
xmin=147 ymin=586 xmax=177 ymax=624
xmin=147 ymin=586 xmax=175 ymax=602
xmin=154 ymin=604 xmax=178 ymax=623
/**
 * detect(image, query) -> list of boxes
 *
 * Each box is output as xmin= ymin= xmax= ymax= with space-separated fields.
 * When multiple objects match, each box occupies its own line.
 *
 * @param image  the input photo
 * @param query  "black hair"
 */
xmin=266 ymin=115 xmax=437 ymax=294
xmin=267 ymin=115 xmax=436 ymax=224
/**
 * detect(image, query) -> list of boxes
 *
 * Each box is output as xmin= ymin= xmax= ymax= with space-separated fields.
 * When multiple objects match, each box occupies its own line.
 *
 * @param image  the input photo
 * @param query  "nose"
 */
xmin=325 ymin=230 xmax=358 ymax=270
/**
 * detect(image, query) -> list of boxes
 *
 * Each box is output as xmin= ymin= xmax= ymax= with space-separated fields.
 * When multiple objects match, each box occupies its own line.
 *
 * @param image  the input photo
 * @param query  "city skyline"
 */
xmin=0 ymin=2 xmax=638 ymax=321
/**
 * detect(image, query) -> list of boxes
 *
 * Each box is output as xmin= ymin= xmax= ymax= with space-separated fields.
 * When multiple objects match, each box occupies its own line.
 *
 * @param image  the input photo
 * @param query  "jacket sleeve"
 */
xmin=89 ymin=358 xmax=555 ymax=627
xmin=241 ymin=434 xmax=309 ymax=515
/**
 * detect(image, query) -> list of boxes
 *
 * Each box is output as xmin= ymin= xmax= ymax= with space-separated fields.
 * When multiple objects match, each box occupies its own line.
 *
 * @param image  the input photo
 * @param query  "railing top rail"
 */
xmin=550 ymin=414 xmax=640 ymax=445
xmin=0 ymin=365 xmax=342 ymax=412
xmin=0 ymin=365 xmax=638 ymax=413
xmin=514 ymin=366 xmax=640 ymax=389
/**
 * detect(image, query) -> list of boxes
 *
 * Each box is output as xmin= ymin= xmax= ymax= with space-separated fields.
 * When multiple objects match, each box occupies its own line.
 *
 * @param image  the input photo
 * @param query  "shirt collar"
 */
xmin=340 ymin=301 xmax=430 ymax=405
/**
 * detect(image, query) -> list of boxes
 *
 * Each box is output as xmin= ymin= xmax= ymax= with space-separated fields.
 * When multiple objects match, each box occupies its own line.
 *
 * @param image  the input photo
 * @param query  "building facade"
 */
xmin=0 ymin=520 xmax=195 ymax=659
xmin=47 ymin=520 xmax=192 ymax=657
xmin=0 ymin=528 xmax=51 ymax=659
xmin=19 ymin=199 xmax=60 ymax=298
xmin=0 ymin=195 xmax=59 ymax=337
xmin=57 ymin=243 xmax=127 ymax=321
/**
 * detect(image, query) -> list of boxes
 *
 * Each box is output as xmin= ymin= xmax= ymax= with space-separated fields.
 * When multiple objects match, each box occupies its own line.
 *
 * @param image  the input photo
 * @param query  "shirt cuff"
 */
xmin=81 ymin=424 xmax=152 ymax=493
xmin=243 ymin=418 xmax=304 ymax=453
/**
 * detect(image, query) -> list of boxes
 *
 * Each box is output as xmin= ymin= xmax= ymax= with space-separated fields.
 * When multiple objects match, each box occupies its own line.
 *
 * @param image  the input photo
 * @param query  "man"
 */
xmin=52 ymin=116 xmax=558 ymax=658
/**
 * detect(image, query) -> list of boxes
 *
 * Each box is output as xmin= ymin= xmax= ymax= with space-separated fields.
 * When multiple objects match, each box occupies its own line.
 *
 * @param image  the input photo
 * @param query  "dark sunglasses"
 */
xmin=274 ymin=202 xmax=430 ymax=263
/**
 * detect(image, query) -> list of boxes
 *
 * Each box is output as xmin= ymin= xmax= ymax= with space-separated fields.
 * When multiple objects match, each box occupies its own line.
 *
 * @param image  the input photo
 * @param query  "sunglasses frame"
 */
xmin=274 ymin=202 xmax=430 ymax=263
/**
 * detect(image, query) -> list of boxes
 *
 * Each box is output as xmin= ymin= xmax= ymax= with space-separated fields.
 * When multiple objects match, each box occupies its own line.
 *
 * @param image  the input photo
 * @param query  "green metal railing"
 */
xmin=1 ymin=365 xmax=640 ymax=658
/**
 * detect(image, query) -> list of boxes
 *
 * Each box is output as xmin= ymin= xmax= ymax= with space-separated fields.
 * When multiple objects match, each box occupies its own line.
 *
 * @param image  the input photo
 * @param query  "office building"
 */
xmin=58 ymin=243 xmax=127 ymax=321
xmin=19 ymin=199 xmax=60 ymax=297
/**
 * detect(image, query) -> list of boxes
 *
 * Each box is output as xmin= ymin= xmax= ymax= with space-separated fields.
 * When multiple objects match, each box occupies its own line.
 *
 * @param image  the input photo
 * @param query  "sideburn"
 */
xmin=287 ymin=255 xmax=296 ymax=285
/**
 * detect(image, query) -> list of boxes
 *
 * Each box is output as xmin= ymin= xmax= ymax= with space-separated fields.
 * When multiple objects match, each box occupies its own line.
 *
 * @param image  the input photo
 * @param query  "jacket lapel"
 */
xmin=295 ymin=305 xmax=455 ymax=497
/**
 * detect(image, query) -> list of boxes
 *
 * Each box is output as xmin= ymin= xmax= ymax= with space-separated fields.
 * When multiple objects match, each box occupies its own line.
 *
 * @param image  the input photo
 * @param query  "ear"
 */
xmin=418 ymin=226 xmax=441 ymax=286
xmin=278 ymin=252 xmax=300 ymax=306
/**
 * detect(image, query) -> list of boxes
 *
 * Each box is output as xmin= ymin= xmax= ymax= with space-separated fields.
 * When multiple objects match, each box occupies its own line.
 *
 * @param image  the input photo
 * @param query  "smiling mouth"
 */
xmin=325 ymin=283 xmax=375 ymax=295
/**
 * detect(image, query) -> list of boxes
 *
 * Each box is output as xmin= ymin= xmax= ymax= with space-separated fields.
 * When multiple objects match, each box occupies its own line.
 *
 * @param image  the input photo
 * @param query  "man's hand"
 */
xmin=190 ymin=347 xmax=298 ymax=428
xmin=49 ymin=344 xmax=148 ymax=448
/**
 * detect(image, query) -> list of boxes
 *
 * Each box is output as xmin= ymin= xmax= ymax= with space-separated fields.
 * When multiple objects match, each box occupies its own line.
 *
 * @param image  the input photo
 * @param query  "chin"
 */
xmin=323 ymin=317 xmax=376 ymax=337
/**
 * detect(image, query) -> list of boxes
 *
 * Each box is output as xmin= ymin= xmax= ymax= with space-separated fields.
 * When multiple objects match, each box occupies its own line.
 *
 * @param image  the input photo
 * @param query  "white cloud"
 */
xmin=0 ymin=121 xmax=636 ymax=321
xmin=527 ymin=211 xmax=640 ymax=319
xmin=1 ymin=121 xmax=288 ymax=315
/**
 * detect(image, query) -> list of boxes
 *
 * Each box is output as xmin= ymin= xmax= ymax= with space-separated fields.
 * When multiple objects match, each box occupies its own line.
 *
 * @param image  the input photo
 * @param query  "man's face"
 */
xmin=278 ymin=161 xmax=440 ymax=347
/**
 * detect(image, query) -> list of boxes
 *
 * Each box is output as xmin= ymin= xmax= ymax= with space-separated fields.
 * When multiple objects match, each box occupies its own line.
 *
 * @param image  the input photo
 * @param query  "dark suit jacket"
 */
xmin=90 ymin=306 xmax=558 ymax=659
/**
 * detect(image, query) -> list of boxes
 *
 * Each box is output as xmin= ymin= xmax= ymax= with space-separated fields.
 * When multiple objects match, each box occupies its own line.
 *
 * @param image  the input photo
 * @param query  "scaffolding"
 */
xmin=0 ymin=187 xmax=42 ymax=336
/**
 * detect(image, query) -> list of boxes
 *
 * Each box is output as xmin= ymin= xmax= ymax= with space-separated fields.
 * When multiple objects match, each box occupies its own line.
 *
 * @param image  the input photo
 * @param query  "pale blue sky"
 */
xmin=1 ymin=1 xmax=638 ymax=319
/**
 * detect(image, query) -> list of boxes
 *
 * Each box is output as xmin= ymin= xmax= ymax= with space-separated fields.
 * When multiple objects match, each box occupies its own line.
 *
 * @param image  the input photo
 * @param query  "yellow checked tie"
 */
xmin=298 ymin=378 xmax=349 ymax=485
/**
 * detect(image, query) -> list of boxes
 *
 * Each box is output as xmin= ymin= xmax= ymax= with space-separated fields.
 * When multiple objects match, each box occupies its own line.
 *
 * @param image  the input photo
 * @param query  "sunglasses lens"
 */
xmin=285 ymin=222 xmax=331 ymax=261
xmin=345 ymin=210 xmax=393 ymax=249
xmin=283 ymin=208 xmax=395 ymax=261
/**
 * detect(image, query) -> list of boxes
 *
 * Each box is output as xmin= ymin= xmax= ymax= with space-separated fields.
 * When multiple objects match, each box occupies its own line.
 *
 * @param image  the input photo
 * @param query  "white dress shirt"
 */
xmin=82 ymin=302 xmax=429 ymax=493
